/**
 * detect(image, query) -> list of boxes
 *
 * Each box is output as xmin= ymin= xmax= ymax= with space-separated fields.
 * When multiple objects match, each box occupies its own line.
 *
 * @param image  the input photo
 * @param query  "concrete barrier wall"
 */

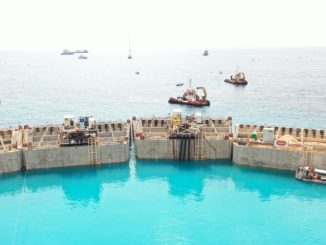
xmin=23 ymin=143 xmax=130 ymax=171
xmin=0 ymin=150 xmax=22 ymax=174
xmin=206 ymin=140 xmax=232 ymax=159
xmin=135 ymin=138 xmax=232 ymax=160
xmin=100 ymin=143 xmax=129 ymax=163
xmin=233 ymin=143 xmax=326 ymax=170
xmin=135 ymin=139 xmax=175 ymax=160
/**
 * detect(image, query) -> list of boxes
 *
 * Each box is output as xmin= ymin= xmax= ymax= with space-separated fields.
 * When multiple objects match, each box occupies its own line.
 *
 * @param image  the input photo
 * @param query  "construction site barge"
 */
xmin=1 ymin=112 xmax=326 ymax=175
xmin=132 ymin=110 xmax=233 ymax=160
xmin=0 ymin=116 xmax=130 ymax=174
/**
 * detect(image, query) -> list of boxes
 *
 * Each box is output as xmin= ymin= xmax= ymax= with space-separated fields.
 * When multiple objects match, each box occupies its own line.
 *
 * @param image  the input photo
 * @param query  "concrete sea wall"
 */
xmin=0 ymin=150 xmax=22 ymax=174
xmin=206 ymin=139 xmax=232 ymax=160
xmin=233 ymin=143 xmax=326 ymax=170
xmin=24 ymin=143 xmax=130 ymax=171
xmin=135 ymin=139 xmax=185 ymax=160
xmin=0 ymin=143 xmax=130 ymax=174
xmin=134 ymin=138 xmax=232 ymax=160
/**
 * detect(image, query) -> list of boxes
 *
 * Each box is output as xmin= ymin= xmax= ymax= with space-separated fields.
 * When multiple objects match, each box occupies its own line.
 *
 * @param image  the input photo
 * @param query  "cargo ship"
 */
xmin=168 ymin=80 xmax=210 ymax=107
xmin=61 ymin=49 xmax=74 ymax=55
xmin=74 ymin=49 xmax=88 ymax=53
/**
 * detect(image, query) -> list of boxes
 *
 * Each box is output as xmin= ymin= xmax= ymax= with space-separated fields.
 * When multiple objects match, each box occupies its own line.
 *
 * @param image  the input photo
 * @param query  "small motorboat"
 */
xmin=135 ymin=71 xmax=140 ymax=75
xmin=78 ymin=55 xmax=88 ymax=59
xmin=176 ymin=83 xmax=184 ymax=87
xmin=169 ymin=79 xmax=210 ymax=107
xmin=224 ymin=71 xmax=247 ymax=85
xmin=295 ymin=166 xmax=326 ymax=184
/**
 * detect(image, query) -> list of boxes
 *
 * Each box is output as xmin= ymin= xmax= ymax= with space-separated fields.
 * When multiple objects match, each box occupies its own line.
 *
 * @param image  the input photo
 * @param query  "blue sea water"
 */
xmin=0 ymin=48 xmax=326 ymax=244
xmin=0 ymin=47 xmax=326 ymax=127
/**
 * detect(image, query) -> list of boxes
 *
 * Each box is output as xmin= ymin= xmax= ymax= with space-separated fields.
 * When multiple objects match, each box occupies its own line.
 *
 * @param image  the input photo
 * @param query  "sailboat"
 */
xmin=128 ymin=37 xmax=132 ymax=59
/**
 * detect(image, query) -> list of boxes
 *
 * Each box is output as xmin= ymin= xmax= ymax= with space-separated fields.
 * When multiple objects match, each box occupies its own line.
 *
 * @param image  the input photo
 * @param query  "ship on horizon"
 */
xmin=61 ymin=49 xmax=74 ymax=55
xmin=74 ymin=49 xmax=88 ymax=54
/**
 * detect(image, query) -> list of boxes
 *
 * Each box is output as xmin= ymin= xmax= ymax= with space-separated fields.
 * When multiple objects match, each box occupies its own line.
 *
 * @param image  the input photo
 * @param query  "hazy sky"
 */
xmin=1 ymin=0 xmax=325 ymax=51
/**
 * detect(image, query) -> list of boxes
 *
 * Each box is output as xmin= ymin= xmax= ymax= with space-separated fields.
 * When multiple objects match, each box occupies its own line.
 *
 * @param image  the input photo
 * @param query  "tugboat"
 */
xmin=168 ymin=79 xmax=210 ymax=107
xmin=203 ymin=50 xmax=209 ymax=56
xmin=295 ymin=166 xmax=326 ymax=184
xmin=61 ymin=49 xmax=74 ymax=55
xmin=224 ymin=69 xmax=247 ymax=85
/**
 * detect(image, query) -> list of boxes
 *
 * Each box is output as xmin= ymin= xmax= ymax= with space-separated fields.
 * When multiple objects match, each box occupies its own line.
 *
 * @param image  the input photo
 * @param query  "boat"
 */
xmin=78 ymin=55 xmax=88 ymax=59
xmin=74 ymin=49 xmax=88 ymax=53
xmin=61 ymin=49 xmax=74 ymax=55
xmin=295 ymin=166 xmax=326 ymax=184
xmin=224 ymin=69 xmax=248 ymax=85
xmin=128 ymin=36 xmax=132 ymax=59
xmin=176 ymin=83 xmax=184 ymax=87
xmin=168 ymin=79 xmax=210 ymax=107
xmin=135 ymin=71 xmax=140 ymax=75
xmin=203 ymin=50 xmax=209 ymax=56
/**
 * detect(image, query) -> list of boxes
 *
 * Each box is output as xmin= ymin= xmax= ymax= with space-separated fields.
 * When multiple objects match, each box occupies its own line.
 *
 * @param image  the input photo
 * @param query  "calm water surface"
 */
xmin=0 ymin=47 xmax=326 ymax=127
xmin=0 ymin=159 xmax=326 ymax=244
xmin=0 ymin=48 xmax=325 ymax=244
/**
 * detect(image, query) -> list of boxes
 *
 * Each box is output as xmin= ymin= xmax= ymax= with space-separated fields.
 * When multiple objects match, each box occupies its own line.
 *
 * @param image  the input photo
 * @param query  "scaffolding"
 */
xmin=88 ymin=137 xmax=100 ymax=165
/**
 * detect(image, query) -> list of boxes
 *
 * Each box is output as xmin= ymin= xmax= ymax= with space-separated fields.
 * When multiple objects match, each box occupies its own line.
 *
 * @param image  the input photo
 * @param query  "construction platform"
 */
xmin=132 ymin=111 xmax=233 ymax=160
xmin=0 ymin=117 xmax=130 ymax=174
xmin=233 ymin=124 xmax=326 ymax=170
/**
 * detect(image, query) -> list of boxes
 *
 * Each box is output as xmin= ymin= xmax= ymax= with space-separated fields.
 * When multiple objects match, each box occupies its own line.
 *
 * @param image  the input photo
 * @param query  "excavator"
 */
xmin=196 ymin=86 xmax=207 ymax=101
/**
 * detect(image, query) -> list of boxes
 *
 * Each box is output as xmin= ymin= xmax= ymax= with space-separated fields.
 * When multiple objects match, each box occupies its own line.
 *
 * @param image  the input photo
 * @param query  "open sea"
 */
xmin=0 ymin=47 xmax=326 ymax=244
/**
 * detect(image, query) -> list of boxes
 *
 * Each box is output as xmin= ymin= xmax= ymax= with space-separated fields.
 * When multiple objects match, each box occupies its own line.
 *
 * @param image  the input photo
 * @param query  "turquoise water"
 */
xmin=1 ymin=158 xmax=326 ymax=244
xmin=1 ymin=48 xmax=326 ymax=244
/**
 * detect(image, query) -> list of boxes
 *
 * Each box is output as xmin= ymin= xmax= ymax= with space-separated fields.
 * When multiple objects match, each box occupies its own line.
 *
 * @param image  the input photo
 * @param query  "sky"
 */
xmin=0 ymin=0 xmax=326 ymax=51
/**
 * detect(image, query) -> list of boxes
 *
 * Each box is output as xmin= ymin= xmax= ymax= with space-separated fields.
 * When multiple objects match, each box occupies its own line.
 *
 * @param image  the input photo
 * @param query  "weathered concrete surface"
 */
xmin=233 ymin=143 xmax=326 ymax=170
xmin=206 ymin=139 xmax=232 ymax=159
xmin=100 ymin=143 xmax=129 ymax=164
xmin=135 ymin=139 xmax=178 ymax=160
xmin=23 ymin=143 xmax=130 ymax=171
xmin=0 ymin=150 xmax=22 ymax=174
xmin=135 ymin=138 xmax=232 ymax=160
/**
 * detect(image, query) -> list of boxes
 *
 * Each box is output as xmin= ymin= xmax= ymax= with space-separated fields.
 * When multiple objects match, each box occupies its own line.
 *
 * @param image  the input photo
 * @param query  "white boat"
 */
xmin=295 ymin=166 xmax=326 ymax=184
xmin=128 ymin=36 xmax=132 ymax=59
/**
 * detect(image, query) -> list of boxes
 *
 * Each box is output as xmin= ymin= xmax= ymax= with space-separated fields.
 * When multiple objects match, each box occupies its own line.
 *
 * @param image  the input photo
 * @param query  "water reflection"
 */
xmin=0 ymin=163 xmax=130 ymax=206
xmin=1 ymin=160 xmax=326 ymax=204
xmin=135 ymin=160 xmax=232 ymax=200
xmin=230 ymin=166 xmax=326 ymax=201
xmin=135 ymin=160 xmax=326 ymax=201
